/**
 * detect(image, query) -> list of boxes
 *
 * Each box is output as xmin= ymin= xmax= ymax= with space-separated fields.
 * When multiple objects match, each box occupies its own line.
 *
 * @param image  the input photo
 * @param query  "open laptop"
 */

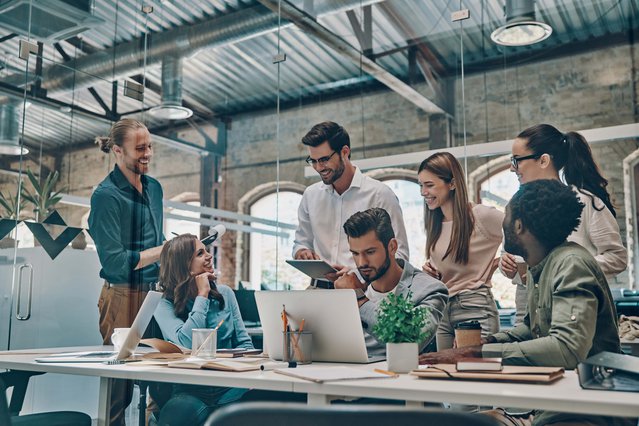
xmin=36 ymin=291 xmax=162 ymax=363
xmin=255 ymin=290 xmax=383 ymax=364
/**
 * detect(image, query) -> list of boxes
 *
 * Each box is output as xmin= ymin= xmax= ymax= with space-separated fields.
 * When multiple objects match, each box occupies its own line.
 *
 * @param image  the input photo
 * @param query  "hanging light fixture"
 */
xmin=149 ymin=55 xmax=193 ymax=120
xmin=491 ymin=0 xmax=552 ymax=47
xmin=0 ymin=103 xmax=28 ymax=155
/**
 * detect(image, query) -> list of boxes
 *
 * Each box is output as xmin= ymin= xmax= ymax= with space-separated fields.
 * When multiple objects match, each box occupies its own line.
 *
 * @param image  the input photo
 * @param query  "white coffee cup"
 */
xmin=111 ymin=328 xmax=130 ymax=352
xmin=513 ymin=255 xmax=527 ymax=277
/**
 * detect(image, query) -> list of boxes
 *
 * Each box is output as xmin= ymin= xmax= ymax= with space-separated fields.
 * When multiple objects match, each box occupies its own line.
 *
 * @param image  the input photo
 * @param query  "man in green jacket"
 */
xmin=419 ymin=179 xmax=632 ymax=426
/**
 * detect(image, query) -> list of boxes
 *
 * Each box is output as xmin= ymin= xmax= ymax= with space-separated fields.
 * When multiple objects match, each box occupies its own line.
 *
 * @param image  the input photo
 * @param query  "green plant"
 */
xmin=373 ymin=292 xmax=431 ymax=344
xmin=21 ymin=169 xmax=65 ymax=222
xmin=0 ymin=189 xmax=25 ymax=219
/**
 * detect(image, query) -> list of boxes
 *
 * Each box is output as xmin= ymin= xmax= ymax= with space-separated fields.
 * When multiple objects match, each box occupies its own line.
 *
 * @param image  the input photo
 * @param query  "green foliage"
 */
xmin=0 ymin=189 xmax=25 ymax=219
xmin=21 ymin=169 xmax=65 ymax=222
xmin=373 ymin=292 xmax=431 ymax=344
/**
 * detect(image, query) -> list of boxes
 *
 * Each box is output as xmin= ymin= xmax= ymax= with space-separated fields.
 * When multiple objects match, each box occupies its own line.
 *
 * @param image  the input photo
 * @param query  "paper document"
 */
xmin=274 ymin=366 xmax=396 ymax=383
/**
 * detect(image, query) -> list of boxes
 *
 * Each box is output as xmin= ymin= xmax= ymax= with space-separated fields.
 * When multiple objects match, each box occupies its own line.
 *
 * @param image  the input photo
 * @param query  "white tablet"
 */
xmin=285 ymin=259 xmax=337 ymax=279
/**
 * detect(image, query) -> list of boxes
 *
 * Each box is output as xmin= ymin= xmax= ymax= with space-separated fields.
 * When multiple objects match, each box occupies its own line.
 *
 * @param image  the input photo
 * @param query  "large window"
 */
xmin=249 ymin=191 xmax=306 ymax=290
xmin=479 ymin=168 xmax=520 ymax=308
xmin=381 ymin=179 xmax=426 ymax=269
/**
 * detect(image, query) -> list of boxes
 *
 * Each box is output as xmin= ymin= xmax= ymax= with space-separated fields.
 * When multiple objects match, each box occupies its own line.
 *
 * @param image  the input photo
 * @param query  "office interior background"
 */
xmin=0 ymin=0 xmax=637 ymax=417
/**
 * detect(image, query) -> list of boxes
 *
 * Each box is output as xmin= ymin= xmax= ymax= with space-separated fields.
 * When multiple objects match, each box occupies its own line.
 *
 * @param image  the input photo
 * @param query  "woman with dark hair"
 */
xmin=501 ymin=124 xmax=627 ymax=322
xmin=418 ymin=152 xmax=503 ymax=350
xmin=154 ymin=234 xmax=253 ymax=425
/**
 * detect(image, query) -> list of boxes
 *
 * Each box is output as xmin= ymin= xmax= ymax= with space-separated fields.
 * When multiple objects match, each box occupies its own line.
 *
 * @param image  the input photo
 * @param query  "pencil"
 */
xmin=374 ymin=368 xmax=399 ymax=377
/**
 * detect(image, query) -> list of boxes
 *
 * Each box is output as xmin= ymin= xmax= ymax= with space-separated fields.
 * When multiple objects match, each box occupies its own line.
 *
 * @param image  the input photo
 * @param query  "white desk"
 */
xmin=0 ymin=347 xmax=638 ymax=425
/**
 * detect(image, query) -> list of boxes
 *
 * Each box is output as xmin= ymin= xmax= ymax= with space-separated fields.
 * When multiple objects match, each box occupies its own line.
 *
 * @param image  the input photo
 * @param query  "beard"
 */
xmin=358 ymin=248 xmax=391 ymax=284
xmin=503 ymin=222 xmax=527 ymax=259
xmin=320 ymin=156 xmax=345 ymax=185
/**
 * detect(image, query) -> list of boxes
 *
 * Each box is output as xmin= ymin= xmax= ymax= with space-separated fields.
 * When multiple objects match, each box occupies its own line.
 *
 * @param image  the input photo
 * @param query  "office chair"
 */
xmin=205 ymin=402 xmax=500 ymax=426
xmin=0 ymin=373 xmax=91 ymax=426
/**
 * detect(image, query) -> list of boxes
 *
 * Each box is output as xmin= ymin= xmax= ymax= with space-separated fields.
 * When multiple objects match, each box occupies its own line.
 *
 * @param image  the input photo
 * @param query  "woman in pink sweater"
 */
xmin=418 ymin=152 xmax=504 ymax=350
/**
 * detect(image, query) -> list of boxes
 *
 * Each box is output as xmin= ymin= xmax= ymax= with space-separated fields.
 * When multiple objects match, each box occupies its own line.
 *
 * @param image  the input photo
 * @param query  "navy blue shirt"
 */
xmin=88 ymin=165 xmax=164 ymax=285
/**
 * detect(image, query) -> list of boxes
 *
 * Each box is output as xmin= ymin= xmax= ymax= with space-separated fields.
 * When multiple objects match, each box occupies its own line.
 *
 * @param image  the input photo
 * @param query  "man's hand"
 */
xmin=422 ymin=259 xmax=442 ymax=280
xmin=418 ymin=346 xmax=482 ymax=365
xmin=499 ymin=253 xmax=518 ymax=279
xmin=334 ymin=272 xmax=366 ymax=291
xmin=324 ymin=264 xmax=348 ymax=282
xmin=294 ymin=248 xmax=320 ymax=260
xmin=194 ymin=272 xmax=216 ymax=298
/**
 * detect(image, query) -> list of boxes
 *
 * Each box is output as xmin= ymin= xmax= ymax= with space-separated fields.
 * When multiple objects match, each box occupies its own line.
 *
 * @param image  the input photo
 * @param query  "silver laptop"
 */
xmin=36 ymin=291 xmax=162 ymax=363
xmin=256 ymin=290 xmax=383 ymax=363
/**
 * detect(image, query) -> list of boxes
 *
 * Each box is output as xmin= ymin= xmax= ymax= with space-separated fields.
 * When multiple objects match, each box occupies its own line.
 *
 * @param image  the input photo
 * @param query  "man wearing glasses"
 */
xmin=292 ymin=121 xmax=409 ymax=285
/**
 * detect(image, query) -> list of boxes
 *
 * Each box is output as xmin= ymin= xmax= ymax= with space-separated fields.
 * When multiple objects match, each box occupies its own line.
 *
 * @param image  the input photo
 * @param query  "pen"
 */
xmin=374 ymin=368 xmax=399 ymax=377
xmin=260 ymin=361 xmax=297 ymax=371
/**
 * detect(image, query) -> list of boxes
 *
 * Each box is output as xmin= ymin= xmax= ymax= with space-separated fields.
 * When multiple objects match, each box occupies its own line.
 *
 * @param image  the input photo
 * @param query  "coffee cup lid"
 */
xmin=455 ymin=320 xmax=481 ymax=330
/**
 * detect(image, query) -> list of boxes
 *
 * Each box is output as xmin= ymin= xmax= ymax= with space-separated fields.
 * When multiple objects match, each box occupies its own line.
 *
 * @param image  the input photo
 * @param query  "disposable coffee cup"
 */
xmin=192 ymin=328 xmax=217 ymax=359
xmin=513 ymin=255 xmax=527 ymax=277
xmin=111 ymin=328 xmax=129 ymax=352
xmin=454 ymin=320 xmax=482 ymax=348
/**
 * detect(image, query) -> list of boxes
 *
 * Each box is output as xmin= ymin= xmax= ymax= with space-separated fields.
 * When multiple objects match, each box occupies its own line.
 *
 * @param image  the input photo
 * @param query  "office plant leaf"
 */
xmin=21 ymin=169 xmax=65 ymax=222
xmin=373 ymin=292 xmax=431 ymax=344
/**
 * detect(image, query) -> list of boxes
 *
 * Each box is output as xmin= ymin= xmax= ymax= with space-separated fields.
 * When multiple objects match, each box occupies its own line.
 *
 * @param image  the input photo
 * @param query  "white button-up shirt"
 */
xmin=292 ymin=167 xmax=409 ymax=271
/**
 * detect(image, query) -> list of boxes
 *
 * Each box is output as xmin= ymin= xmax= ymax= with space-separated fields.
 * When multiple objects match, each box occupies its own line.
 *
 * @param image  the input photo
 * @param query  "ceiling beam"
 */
xmin=256 ymin=0 xmax=448 ymax=115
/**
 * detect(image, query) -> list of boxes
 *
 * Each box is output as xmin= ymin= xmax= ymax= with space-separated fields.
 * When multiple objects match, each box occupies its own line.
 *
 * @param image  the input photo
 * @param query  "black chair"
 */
xmin=0 ymin=372 xmax=91 ymax=426
xmin=204 ymin=402 xmax=500 ymax=426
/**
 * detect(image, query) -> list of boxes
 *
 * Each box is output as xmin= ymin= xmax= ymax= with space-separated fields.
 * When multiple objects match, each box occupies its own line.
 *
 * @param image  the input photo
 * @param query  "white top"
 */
xmin=567 ymin=186 xmax=627 ymax=279
xmin=364 ymin=282 xmax=398 ymax=303
xmin=292 ymin=166 xmax=409 ymax=270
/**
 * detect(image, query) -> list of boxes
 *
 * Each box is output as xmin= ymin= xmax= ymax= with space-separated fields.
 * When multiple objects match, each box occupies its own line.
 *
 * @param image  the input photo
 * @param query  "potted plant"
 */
xmin=0 ymin=188 xmax=25 ymax=248
xmin=21 ymin=169 xmax=64 ymax=222
xmin=373 ymin=292 xmax=431 ymax=373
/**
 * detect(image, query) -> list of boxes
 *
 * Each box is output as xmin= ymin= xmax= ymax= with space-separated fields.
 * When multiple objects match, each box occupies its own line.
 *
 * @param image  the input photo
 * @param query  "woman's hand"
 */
xmin=195 ymin=272 xmax=216 ymax=297
xmin=422 ymin=259 xmax=442 ymax=280
xmin=499 ymin=253 xmax=518 ymax=279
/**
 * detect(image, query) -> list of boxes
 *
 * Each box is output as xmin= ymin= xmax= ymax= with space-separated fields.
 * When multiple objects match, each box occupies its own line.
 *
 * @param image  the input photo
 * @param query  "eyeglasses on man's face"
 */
xmin=305 ymin=150 xmax=337 ymax=166
xmin=510 ymin=153 xmax=541 ymax=170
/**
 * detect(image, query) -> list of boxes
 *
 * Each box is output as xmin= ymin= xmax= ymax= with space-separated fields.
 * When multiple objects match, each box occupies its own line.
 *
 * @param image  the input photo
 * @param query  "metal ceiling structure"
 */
xmin=0 ymin=0 xmax=636 ymax=154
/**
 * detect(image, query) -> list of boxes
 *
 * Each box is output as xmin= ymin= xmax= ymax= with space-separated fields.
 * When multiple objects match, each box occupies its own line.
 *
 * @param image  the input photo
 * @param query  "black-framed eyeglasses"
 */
xmin=305 ymin=150 xmax=337 ymax=166
xmin=510 ymin=153 xmax=541 ymax=170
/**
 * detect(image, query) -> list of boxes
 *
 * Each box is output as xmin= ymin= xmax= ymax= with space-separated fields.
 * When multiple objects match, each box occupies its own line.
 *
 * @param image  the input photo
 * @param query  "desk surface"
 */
xmin=0 ymin=346 xmax=637 ymax=418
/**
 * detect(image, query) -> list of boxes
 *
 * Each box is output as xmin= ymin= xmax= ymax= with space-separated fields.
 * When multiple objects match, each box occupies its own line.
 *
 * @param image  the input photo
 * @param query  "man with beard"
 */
xmin=419 ymin=180 xmax=629 ymax=426
xmin=89 ymin=119 xmax=166 ymax=425
xmin=334 ymin=208 xmax=448 ymax=355
xmin=293 ymin=121 xmax=409 ymax=285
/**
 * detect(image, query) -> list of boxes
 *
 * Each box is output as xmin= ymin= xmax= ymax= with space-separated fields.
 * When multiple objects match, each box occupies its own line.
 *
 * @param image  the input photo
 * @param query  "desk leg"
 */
xmin=98 ymin=377 xmax=113 ymax=426
xmin=307 ymin=393 xmax=332 ymax=406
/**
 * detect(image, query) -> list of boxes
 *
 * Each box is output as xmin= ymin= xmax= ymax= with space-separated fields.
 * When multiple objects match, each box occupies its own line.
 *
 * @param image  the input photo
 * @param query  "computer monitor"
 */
xmin=234 ymin=287 xmax=260 ymax=326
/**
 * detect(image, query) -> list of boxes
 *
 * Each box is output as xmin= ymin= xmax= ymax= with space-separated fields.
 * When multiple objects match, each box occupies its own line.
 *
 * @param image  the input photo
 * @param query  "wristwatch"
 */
xmin=354 ymin=288 xmax=367 ymax=300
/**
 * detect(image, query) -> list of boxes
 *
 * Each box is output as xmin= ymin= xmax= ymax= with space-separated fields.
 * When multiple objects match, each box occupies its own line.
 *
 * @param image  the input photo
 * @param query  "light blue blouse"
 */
xmin=154 ymin=284 xmax=253 ymax=350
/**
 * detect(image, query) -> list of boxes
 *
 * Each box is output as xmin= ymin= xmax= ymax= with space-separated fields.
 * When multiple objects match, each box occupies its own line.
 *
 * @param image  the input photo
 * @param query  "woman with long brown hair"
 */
xmin=418 ymin=152 xmax=503 ymax=350
xmin=154 ymin=234 xmax=253 ymax=425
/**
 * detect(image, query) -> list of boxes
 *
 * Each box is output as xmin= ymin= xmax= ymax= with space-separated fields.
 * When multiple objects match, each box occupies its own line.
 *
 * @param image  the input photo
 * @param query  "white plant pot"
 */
xmin=386 ymin=342 xmax=418 ymax=373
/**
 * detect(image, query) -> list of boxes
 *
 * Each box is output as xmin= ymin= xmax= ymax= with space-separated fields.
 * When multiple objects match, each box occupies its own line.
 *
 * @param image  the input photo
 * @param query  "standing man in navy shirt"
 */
xmin=89 ymin=118 xmax=165 ymax=425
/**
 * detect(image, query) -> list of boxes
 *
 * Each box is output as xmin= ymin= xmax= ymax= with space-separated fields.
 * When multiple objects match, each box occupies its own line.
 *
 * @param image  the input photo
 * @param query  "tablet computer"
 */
xmin=285 ymin=259 xmax=337 ymax=279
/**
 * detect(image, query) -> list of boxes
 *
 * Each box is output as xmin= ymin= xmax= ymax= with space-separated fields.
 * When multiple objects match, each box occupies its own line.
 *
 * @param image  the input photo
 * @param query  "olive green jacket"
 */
xmin=483 ymin=242 xmax=622 ymax=426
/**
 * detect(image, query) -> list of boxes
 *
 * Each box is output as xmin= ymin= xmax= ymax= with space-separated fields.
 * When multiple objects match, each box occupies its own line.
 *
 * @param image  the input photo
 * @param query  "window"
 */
xmin=381 ymin=179 xmax=426 ymax=269
xmin=478 ymin=168 xmax=520 ymax=308
xmin=249 ymin=191 xmax=306 ymax=290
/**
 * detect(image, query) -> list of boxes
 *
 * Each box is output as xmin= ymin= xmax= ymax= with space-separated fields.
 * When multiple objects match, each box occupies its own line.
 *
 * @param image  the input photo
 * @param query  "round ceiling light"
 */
xmin=491 ymin=21 xmax=552 ymax=46
xmin=149 ymin=104 xmax=193 ymax=120
xmin=0 ymin=142 xmax=28 ymax=155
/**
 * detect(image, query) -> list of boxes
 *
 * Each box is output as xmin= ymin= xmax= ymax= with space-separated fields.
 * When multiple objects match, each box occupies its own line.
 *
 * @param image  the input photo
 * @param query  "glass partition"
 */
xmin=0 ymin=0 xmax=635 ymax=374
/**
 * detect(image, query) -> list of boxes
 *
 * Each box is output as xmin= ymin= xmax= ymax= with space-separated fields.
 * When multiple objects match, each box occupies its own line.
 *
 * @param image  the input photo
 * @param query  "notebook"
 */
xmin=412 ymin=363 xmax=564 ymax=383
xmin=35 ymin=291 xmax=162 ymax=363
xmin=168 ymin=356 xmax=272 ymax=372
